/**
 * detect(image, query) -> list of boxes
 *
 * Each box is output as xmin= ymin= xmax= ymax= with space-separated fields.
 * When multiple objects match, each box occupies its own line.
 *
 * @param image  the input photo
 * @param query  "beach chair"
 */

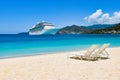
xmin=70 ymin=45 xmax=99 ymax=60
xmin=91 ymin=43 xmax=110 ymax=59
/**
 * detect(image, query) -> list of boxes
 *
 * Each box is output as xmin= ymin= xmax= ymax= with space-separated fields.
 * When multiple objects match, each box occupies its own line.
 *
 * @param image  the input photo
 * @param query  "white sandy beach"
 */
xmin=0 ymin=47 xmax=120 ymax=80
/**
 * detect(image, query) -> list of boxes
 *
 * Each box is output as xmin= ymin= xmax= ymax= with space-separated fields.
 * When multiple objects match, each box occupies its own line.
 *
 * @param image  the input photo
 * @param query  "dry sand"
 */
xmin=0 ymin=47 xmax=120 ymax=80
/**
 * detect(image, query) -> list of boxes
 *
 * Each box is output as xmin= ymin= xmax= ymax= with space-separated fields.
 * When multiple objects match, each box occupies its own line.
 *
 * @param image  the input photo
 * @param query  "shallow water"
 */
xmin=0 ymin=34 xmax=120 ymax=58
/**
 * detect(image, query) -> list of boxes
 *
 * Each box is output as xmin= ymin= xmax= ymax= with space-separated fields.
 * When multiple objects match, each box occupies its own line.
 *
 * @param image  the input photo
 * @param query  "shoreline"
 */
xmin=0 ymin=50 xmax=78 ymax=59
xmin=0 ymin=46 xmax=119 ymax=60
xmin=0 ymin=47 xmax=120 ymax=80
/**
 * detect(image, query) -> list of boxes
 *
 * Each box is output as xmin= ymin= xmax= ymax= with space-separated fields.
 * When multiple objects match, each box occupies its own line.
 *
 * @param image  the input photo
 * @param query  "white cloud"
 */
xmin=84 ymin=9 xmax=120 ymax=24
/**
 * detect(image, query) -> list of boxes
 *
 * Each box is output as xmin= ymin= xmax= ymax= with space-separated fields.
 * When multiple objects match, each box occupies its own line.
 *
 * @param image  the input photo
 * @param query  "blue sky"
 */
xmin=0 ymin=0 xmax=120 ymax=34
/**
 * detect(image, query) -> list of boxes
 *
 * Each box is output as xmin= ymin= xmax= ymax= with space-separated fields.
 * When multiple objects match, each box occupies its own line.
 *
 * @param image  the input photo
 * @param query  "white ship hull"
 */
xmin=29 ymin=29 xmax=59 ymax=35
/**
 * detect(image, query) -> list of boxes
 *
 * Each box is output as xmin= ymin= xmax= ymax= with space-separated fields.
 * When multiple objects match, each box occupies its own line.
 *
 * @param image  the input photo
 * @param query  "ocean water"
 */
xmin=0 ymin=34 xmax=120 ymax=58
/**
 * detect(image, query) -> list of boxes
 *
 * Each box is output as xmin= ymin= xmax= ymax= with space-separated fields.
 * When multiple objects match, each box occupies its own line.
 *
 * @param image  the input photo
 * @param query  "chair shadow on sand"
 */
xmin=69 ymin=56 xmax=110 ymax=61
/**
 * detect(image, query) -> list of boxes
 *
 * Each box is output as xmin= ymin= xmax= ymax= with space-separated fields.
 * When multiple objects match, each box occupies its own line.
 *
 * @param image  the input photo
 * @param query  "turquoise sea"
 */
xmin=0 ymin=34 xmax=120 ymax=58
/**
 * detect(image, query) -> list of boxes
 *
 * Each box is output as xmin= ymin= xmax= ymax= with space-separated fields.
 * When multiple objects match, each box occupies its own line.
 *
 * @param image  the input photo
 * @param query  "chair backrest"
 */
xmin=85 ymin=45 xmax=98 ymax=57
xmin=96 ymin=43 xmax=110 ymax=54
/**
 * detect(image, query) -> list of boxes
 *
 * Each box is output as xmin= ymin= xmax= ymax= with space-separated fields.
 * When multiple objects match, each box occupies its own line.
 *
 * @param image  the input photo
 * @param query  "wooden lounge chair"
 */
xmin=91 ymin=43 xmax=110 ymax=59
xmin=70 ymin=45 xmax=99 ymax=60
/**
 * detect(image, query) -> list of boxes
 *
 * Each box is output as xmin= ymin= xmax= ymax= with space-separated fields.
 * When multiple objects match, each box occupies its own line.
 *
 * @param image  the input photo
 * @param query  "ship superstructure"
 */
xmin=29 ymin=21 xmax=55 ymax=35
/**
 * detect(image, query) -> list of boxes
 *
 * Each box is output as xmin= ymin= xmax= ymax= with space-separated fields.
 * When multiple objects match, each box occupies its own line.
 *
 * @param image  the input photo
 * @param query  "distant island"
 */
xmin=56 ymin=24 xmax=115 ymax=34
xmin=19 ymin=22 xmax=120 ymax=35
xmin=89 ymin=23 xmax=120 ymax=34
xmin=56 ymin=23 xmax=120 ymax=34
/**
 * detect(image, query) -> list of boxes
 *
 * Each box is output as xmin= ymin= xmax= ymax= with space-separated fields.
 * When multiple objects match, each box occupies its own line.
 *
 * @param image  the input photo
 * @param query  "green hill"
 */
xmin=56 ymin=25 xmax=93 ymax=34
xmin=90 ymin=23 xmax=120 ymax=34
xmin=56 ymin=24 xmax=114 ymax=34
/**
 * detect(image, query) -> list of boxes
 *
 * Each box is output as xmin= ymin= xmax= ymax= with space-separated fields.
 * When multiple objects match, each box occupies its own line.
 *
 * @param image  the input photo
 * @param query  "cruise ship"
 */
xmin=29 ymin=21 xmax=58 ymax=35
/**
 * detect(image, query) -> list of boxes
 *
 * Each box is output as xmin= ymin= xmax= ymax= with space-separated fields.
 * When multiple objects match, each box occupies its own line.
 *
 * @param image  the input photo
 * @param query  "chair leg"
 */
xmin=105 ymin=50 xmax=109 ymax=57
